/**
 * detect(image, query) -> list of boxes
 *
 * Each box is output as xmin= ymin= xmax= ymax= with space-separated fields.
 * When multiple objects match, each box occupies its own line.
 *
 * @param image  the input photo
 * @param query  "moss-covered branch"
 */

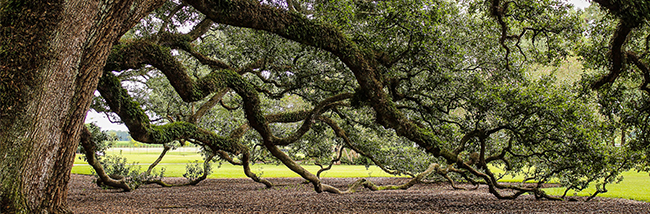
xmin=105 ymin=39 xmax=214 ymax=102
xmin=97 ymin=70 xmax=241 ymax=154
xmin=186 ymin=0 xmax=458 ymax=164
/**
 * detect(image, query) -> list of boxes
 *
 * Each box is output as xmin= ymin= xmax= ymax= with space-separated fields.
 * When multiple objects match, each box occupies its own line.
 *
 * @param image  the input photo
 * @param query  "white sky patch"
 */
xmin=85 ymin=110 xmax=128 ymax=131
xmin=568 ymin=0 xmax=590 ymax=9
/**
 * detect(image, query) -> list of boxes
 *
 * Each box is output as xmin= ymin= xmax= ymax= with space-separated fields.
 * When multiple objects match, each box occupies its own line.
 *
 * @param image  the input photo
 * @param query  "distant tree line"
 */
xmin=106 ymin=130 xmax=131 ymax=141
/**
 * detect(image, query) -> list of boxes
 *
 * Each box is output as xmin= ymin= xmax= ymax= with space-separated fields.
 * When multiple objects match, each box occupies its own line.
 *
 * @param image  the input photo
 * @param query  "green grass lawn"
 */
xmin=484 ymin=166 xmax=650 ymax=202
xmin=543 ymin=171 xmax=650 ymax=202
xmin=72 ymin=147 xmax=399 ymax=179
xmin=72 ymin=147 xmax=650 ymax=202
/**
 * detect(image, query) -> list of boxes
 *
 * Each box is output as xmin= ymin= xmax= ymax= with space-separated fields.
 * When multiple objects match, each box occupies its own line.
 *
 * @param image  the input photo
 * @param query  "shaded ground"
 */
xmin=67 ymin=174 xmax=650 ymax=213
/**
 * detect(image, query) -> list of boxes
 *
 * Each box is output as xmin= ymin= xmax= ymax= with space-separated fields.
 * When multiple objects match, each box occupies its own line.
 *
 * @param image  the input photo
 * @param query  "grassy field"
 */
xmin=543 ymin=171 xmax=650 ymax=202
xmin=72 ymin=147 xmax=650 ymax=202
xmin=486 ymin=166 xmax=650 ymax=202
xmin=72 ymin=147 xmax=399 ymax=179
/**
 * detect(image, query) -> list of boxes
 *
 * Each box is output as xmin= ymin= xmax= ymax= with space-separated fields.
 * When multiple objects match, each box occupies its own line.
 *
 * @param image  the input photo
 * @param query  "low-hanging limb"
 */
xmin=586 ymin=158 xmax=629 ymax=201
xmin=97 ymin=70 xmax=242 ymax=154
xmin=321 ymin=163 xmax=442 ymax=194
xmin=261 ymin=140 xmax=328 ymax=192
xmin=144 ymin=144 xmax=172 ymax=176
xmin=79 ymin=126 xmax=132 ymax=191
xmin=456 ymin=159 xmax=561 ymax=201
xmin=445 ymin=126 xmax=566 ymax=200
xmin=141 ymin=143 xmax=173 ymax=187
xmin=429 ymin=165 xmax=471 ymax=191
xmin=439 ymin=166 xmax=481 ymax=191
xmin=457 ymin=161 xmax=525 ymax=199
xmin=241 ymin=148 xmax=274 ymax=188
xmin=146 ymin=152 xmax=216 ymax=187
xmin=360 ymin=163 xmax=440 ymax=191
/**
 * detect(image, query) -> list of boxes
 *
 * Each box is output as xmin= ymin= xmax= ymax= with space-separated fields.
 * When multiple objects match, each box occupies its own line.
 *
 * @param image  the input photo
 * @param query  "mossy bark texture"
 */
xmin=0 ymin=0 xmax=163 ymax=213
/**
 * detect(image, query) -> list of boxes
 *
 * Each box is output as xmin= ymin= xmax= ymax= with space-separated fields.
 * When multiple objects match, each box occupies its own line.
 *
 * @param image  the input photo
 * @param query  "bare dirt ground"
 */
xmin=67 ymin=174 xmax=650 ymax=213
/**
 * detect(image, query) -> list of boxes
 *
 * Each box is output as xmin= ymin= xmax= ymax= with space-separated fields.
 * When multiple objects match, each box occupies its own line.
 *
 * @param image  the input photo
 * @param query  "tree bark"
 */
xmin=0 ymin=0 xmax=162 ymax=212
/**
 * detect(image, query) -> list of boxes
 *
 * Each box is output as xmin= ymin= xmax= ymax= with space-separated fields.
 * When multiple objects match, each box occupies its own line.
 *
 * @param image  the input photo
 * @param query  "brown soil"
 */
xmin=67 ymin=174 xmax=650 ymax=213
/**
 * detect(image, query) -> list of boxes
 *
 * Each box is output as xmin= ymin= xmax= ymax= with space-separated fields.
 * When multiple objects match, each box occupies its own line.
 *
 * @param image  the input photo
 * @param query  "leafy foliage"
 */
xmin=94 ymin=155 xmax=165 ymax=190
xmin=85 ymin=0 xmax=650 ymax=199
xmin=184 ymin=160 xmax=212 ymax=181
xmin=78 ymin=123 xmax=118 ymax=159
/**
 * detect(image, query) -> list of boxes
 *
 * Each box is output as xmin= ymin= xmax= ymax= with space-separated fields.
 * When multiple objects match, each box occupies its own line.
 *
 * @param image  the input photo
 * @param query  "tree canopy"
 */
xmin=3 ymin=0 xmax=650 ymax=212
xmin=80 ymin=0 xmax=650 ymax=200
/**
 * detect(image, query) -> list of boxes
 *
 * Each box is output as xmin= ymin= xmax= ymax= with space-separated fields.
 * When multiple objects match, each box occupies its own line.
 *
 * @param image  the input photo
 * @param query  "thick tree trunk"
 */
xmin=0 ymin=0 xmax=162 ymax=213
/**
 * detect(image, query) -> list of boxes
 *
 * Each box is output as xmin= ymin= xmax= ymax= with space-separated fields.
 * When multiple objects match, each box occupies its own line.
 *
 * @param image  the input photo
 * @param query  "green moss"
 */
xmin=105 ymin=43 xmax=129 ymax=71
xmin=99 ymin=71 xmax=151 ymax=125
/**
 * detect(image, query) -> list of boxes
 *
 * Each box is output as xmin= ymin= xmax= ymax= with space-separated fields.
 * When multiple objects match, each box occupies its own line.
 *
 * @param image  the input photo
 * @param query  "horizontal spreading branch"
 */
xmin=186 ymin=0 xmax=459 ymax=169
xmin=89 ymin=0 xmax=600 ymax=201
xmin=97 ymin=71 xmax=241 ymax=153
xmin=182 ymin=0 xmax=567 ymax=199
